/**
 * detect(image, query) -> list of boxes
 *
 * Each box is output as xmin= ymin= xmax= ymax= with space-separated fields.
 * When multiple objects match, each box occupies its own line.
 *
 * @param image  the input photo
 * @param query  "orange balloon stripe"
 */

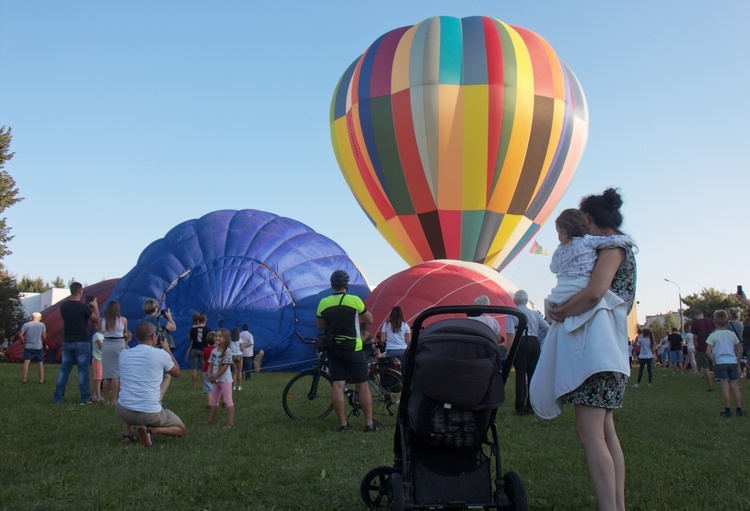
xmin=437 ymin=84 xmax=463 ymax=210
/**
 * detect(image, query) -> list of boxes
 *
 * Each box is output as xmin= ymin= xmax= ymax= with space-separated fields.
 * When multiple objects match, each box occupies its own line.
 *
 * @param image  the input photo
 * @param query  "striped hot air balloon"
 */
xmin=330 ymin=15 xmax=588 ymax=270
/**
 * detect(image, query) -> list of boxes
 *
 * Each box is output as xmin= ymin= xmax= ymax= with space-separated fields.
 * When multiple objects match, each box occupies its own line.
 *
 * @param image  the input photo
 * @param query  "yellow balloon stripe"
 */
xmin=462 ymin=84 xmax=489 ymax=210
xmin=486 ymin=215 xmax=533 ymax=267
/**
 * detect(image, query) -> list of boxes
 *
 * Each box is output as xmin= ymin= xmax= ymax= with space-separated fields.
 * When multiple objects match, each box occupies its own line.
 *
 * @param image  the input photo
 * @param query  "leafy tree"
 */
xmin=0 ymin=126 xmax=23 ymax=259
xmin=649 ymin=318 xmax=666 ymax=343
xmin=663 ymin=312 xmax=680 ymax=333
xmin=0 ymin=266 xmax=29 ymax=340
xmin=51 ymin=276 xmax=65 ymax=288
xmin=17 ymin=275 xmax=51 ymax=293
xmin=682 ymin=287 xmax=740 ymax=328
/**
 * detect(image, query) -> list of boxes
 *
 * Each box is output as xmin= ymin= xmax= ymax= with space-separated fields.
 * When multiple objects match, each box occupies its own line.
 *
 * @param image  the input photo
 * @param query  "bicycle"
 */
xmin=282 ymin=336 xmax=403 ymax=427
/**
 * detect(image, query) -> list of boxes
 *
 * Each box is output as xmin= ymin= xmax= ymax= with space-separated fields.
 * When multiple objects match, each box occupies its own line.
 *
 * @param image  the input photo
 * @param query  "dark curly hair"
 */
xmin=579 ymin=188 xmax=623 ymax=231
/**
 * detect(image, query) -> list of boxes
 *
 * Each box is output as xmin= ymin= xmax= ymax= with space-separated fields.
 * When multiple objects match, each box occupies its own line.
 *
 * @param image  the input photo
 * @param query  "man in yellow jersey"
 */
xmin=317 ymin=270 xmax=377 ymax=432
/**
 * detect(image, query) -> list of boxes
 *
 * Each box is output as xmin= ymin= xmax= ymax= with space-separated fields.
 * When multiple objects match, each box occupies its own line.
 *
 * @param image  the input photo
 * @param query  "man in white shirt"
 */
xmin=506 ymin=290 xmax=550 ymax=415
xmin=116 ymin=321 xmax=186 ymax=447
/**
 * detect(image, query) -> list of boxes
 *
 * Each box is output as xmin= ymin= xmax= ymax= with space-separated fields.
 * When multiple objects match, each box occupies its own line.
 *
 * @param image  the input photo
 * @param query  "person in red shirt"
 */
xmin=201 ymin=332 xmax=217 ymax=409
xmin=690 ymin=310 xmax=716 ymax=391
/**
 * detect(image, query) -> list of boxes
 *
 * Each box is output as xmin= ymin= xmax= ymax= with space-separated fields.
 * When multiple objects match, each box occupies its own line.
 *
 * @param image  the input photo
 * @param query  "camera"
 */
xmin=159 ymin=308 xmax=170 ymax=318
xmin=85 ymin=295 xmax=95 ymax=304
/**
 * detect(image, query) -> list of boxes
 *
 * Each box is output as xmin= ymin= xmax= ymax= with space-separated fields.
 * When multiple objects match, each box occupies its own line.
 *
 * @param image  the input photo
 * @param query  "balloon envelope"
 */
xmin=331 ymin=16 xmax=588 ymax=270
xmin=106 ymin=210 xmax=370 ymax=371
xmin=365 ymin=260 xmax=518 ymax=336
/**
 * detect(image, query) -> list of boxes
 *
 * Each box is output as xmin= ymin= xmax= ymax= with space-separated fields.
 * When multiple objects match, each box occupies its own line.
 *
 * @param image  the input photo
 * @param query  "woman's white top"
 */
xmin=101 ymin=317 xmax=125 ymax=338
xmin=381 ymin=321 xmax=410 ymax=350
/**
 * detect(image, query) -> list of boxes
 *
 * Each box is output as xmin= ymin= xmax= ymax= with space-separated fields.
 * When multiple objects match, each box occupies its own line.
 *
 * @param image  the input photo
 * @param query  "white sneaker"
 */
xmin=647 ymin=383 xmax=653 ymax=388
xmin=237 ymin=386 xmax=242 ymax=391
xmin=233 ymin=386 xmax=237 ymax=391
xmin=632 ymin=383 xmax=640 ymax=388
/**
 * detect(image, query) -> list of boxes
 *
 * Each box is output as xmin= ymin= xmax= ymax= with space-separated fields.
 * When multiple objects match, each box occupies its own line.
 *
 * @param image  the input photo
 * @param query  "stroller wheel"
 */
xmin=502 ymin=471 xmax=527 ymax=511
xmin=389 ymin=472 xmax=404 ymax=511
xmin=360 ymin=466 xmax=394 ymax=509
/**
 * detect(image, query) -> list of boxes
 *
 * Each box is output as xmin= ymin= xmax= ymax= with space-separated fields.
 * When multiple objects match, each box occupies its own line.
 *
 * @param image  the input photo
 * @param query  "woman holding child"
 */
xmin=531 ymin=188 xmax=636 ymax=511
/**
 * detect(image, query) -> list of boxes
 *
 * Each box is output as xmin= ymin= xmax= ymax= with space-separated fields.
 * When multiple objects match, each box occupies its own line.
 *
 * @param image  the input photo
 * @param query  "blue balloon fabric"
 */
xmin=107 ymin=210 xmax=370 ymax=371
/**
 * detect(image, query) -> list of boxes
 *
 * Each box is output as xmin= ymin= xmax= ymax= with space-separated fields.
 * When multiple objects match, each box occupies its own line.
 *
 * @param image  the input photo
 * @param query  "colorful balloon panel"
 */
xmin=331 ymin=16 xmax=588 ymax=270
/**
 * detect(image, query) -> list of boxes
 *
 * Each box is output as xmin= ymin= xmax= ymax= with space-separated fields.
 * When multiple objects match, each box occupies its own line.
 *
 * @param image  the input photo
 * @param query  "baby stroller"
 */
xmin=361 ymin=305 xmax=528 ymax=511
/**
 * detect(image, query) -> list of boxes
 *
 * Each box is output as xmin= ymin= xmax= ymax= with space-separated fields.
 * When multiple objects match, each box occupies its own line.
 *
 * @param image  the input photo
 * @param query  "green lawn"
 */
xmin=1 ymin=362 xmax=748 ymax=510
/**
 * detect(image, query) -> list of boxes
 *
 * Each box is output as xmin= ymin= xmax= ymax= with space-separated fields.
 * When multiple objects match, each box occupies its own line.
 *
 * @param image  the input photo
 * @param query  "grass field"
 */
xmin=1 ymin=362 xmax=749 ymax=511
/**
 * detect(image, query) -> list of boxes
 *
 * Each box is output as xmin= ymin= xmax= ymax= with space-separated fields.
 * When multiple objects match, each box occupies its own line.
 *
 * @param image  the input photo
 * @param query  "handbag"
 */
xmin=316 ymin=294 xmax=346 ymax=351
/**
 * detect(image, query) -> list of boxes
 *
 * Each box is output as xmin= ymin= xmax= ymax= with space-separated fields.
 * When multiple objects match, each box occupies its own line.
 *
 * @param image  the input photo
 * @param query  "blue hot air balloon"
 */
xmin=106 ymin=209 xmax=370 ymax=371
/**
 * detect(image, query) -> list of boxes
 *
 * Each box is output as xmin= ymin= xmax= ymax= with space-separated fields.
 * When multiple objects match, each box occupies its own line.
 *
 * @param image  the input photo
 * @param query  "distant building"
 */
xmin=19 ymin=288 xmax=70 ymax=317
xmin=645 ymin=311 xmax=681 ymax=328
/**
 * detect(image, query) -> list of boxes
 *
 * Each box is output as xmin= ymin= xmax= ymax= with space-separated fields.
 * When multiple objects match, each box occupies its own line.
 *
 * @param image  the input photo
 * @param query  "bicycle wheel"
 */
xmin=282 ymin=369 xmax=333 ymax=420
xmin=368 ymin=367 xmax=402 ymax=427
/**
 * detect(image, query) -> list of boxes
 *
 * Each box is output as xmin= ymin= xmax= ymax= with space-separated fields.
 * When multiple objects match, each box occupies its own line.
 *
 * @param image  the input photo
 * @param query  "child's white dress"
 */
xmin=531 ymin=234 xmax=633 ymax=419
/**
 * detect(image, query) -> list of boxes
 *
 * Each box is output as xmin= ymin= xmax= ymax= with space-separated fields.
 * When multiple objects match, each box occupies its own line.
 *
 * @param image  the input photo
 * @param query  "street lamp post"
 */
xmin=664 ymin=278 xmax=684 ymax=333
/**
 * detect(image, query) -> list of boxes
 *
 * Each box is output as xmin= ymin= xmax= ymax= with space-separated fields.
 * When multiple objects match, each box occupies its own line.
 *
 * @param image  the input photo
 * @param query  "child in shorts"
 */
xmin=202 ymin=332 xmax=217 ymax=409
xmin=91 ymin=329 xmax=104 ymax=403
xmin=706 ymin=310 xmax=744 ymax=417
xmin=203 ymin=328 xmax=235 ymax=428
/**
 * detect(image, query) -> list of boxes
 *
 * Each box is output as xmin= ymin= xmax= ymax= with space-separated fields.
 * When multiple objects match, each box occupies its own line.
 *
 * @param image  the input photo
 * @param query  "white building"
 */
xmin=19 ymin=288 xmax=70 ymax=317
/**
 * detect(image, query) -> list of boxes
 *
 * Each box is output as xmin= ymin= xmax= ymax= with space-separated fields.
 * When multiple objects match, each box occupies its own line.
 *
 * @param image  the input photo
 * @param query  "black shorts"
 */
xmin=328 ymin=349 xmax=368 ymax=384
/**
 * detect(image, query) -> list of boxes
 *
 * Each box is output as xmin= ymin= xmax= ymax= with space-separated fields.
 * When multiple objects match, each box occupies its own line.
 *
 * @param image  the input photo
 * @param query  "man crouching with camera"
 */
xmin=117 ymin=321 xmax=186 ymax=447
xmin=143 ymin=299 xmax=177 ymax=399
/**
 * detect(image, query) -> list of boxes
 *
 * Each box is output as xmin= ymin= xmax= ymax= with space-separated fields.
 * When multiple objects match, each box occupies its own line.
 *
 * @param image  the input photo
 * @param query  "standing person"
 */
xmin=540 ymin=188 xmax=637 ymax=511
xmin=201 ymin=332 xmax=217 ymax=409
xmin=203 ymin=328 xmax=235 ymax=428
xmin=668 ymin=328 xmax=684 ymax=374
xmin=143 ymin=299 xmax=177 ymax=399
xmin=239 ymin=324 xmax=254 ymax=382
xmin=633 ymin=329 xmax=655 ymax=388
xmin=101 ymin=300 xmax=130 ymax=406
xmin=380 ymin=306 xmax=411 ymax=367
xmin=727 ymin=308 xmax=744 ymax=377
xmin=690 ymin=310 xmax=715 ymax=392
xmin=18 ymin=312 xmax=47 ymax=383
xmin=684 ymin=332 xmax=698 ymax=373
xmin=469 ymin=295 xmax=502 ymax=344
xmin=117 ymin=321 xmax=185 ymax=446
xmin=706 ymin=310 xmax=743 ymax=417
xmin=317 ymin=269 xmax=377 ymax=432
xmin=53 ymin=283 xmax=100 ymax=404
xmin=185 ymin=313 xmax=211 ymax=390
xmin=19 ymin=312 xmax=47 ymax=384
xmin=506 ymin=289 xmax=550 ymax=415
xmin=91 ymin=328 xmax=104 ymax=402
xmin=230 ymin=327 xmax=243 ymax=391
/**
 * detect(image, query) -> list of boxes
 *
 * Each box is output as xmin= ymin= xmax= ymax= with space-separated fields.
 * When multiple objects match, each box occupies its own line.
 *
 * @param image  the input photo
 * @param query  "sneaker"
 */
xmin=137 ymin=426 xmax=153 ymax=447
xmin=647 ymin=384 xmax=653 ymax=388
xmin=719 ymin=411 xmax=733 ymax=418
xmin=337 ymin=423 xmax=350 ymax=432
xmin=79 ymin=399 xmax=93 ymax=405
xmin=736 ymin=409 xmax=743 ymax=417
xmin=632 ymin=383 xmax=640 ymax=388
xmin=237 ymin=386 xmax=242 ymax=391
xmin=233 ymin=386 xmax=237 ymax=391
xmin=364 ymin=423 xmax=380 ymax=433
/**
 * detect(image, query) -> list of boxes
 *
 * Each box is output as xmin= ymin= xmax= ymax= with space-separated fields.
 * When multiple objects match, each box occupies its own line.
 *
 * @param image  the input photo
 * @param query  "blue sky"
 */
xmin=1 ymin=1 xmax=748 ymax=323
